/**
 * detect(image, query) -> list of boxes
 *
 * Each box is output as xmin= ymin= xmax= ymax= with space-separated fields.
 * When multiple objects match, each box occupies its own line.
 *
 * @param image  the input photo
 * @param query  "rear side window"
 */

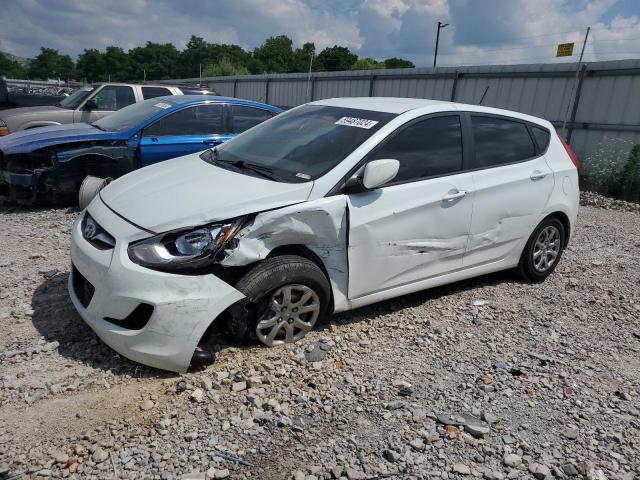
xmin=232 ymin=105 xmax=274 ymax=133
xmin=471 ymin=116 xmax=535 ymax=167
xmin=141 ymin=87 xmax=172 ymax=100
xmin=531 ymin=126 xmax=551 ymax=152
xmin=371 ymin=115 xmax=463 ymax=183
xmin=144 ymin=104 xmax=224 ymax=136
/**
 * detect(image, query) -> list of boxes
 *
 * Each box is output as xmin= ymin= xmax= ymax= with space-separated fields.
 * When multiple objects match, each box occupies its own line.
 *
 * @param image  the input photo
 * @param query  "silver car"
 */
xmin=0 ymin=83 xmax=194 ymax=135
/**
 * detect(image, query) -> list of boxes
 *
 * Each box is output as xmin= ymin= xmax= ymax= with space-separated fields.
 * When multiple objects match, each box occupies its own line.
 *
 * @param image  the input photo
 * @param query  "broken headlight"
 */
xmin=127 ymin=219 xmax=244 ymax=271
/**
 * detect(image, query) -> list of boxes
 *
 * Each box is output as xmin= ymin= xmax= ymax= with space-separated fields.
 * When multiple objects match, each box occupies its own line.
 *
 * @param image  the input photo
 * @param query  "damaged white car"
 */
xmin=68 ymin=97 xmax=580 ymax=372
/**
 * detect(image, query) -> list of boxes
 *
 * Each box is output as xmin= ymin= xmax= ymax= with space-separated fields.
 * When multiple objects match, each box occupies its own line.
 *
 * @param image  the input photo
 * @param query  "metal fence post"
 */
xmin=450 ymin=72 xmax=460 ymax=101
xmin=309 ymin=76 xmax=315 ymax=102
xmin=233 ymin=79 xmax=237 ymax=98
xmin=265 ymin=78 xmax=270 ymax=104
xmin=369 ymin=75 xmax=376 ymax=97
xmin=567 ymin=64 xmax=588 ymax=144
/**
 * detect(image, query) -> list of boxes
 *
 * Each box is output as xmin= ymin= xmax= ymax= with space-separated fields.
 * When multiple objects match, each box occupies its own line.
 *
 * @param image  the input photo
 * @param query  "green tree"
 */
xmin=384 ymin=57 xmax=415 ymax=69
xmin=0 ymin=53 xmax=27 ymax=78
xmin=315 ymin=45 xmax=357 ymax=71
xmin=202 ymin=56 xmax=249 ymax=77
xmin=28 ymin=47 xmax=75 ymax=80
xmin=179 ymin=35 xmax=209 ymax=78
xmin=351 ymin=57 xmax=384 ymax=70
xmin=76 ymin=48 xmax=105 ymax=82
xmin=292 ymin=42 xmax=315 ymax=73
xmin=103 ymin=46 xmax=131 ymax=81
xmin=252 ymin=35 xmax=295 ymax=73
xmin=129 ymin=42 xmax=179 ymax=80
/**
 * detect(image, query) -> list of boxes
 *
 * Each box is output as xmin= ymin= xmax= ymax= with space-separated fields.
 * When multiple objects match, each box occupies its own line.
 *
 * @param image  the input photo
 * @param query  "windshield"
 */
xmin=93 ymin=97 xmax=178 ymax=132
xmin=204 ymin=105 xmax=396 ymax=180
xmin=58 ymin=86 xmax=95 ymax=109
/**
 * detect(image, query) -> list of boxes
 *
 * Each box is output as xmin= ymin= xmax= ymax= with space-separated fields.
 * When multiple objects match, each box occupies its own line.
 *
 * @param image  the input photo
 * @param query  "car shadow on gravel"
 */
xmin=30 ymin=271 xmax=174 ymax=379
xmin=30 ymin=265 xmax=522 ymax=375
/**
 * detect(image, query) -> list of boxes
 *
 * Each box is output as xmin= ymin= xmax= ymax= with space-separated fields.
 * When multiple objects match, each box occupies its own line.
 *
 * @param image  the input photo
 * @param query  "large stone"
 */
xmin=453 ymin=464 xmax=471 ymax=475
xmin=503 ymin=454 xmax=522 ymax=468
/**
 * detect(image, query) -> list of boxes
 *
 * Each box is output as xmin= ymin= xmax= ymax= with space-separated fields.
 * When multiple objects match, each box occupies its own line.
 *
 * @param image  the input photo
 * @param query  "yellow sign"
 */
xmin=556 ymin=43 xmax=575 ymax=57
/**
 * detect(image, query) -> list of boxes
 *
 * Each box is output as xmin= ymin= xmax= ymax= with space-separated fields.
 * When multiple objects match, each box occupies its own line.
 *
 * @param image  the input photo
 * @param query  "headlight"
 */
xmin=128 ymin=219 xmax=244 ymax=271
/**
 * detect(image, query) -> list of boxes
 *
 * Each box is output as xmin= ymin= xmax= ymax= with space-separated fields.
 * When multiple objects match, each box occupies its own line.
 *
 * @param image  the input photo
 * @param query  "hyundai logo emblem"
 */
xmin=84 ymin=222 xmax=97 ymax=240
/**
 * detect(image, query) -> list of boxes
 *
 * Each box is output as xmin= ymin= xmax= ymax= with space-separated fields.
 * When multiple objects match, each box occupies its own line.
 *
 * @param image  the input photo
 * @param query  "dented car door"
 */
xmin=463 ymin=114 xmax=555 ymax=267
xmin=346 ymin=114 xmax=474 ymax=299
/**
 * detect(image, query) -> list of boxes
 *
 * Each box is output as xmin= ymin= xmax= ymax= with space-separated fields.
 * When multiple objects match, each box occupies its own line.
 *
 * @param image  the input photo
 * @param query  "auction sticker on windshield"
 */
xmin=335 ymin=117 xmax=379 ymax=129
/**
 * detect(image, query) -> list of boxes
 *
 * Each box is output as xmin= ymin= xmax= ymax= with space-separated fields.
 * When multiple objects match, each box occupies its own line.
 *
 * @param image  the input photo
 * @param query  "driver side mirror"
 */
xmin=84 ymin=99 xmax=98 ymax=110
xmin=344 ymin=159 xmax=400 ymax=193
xmin=362 ymin=159 xmax=400 ymax=189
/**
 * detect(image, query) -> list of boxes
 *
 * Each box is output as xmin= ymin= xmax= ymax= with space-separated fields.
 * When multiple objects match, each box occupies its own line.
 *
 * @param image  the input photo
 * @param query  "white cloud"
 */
xmin=0 ymin=0 xmax=638 ymax=67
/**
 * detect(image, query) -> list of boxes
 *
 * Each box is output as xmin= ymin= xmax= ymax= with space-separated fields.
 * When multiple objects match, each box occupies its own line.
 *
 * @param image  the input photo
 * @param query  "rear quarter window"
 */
xmin=531 ymin=126 xmax=551 ymax=152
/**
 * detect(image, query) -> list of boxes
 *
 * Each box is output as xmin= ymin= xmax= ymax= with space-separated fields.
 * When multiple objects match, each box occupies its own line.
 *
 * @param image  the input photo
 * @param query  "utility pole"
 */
xmin=433 ymin=21 xmax=449 ymax=68
xmin=143 ymin=69 xmax=146 ymax=82
xmin=562 ymin=26 xmax=590 ymax=137
xmin=199 ymin=63 xmax=202 ymax=86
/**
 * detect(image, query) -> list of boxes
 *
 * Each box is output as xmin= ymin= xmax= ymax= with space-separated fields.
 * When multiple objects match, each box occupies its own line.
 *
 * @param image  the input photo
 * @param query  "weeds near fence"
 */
xmin=581 ymin=138 xmax=640 ymax=203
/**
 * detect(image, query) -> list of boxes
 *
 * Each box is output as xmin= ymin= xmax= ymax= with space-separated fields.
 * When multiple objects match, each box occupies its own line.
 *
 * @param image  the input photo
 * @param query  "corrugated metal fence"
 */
xmin=163 ymin=59 xmax=640 ymax=163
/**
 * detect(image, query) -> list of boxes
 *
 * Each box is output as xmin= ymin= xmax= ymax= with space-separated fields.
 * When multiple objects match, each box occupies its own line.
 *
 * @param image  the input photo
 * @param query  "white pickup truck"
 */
xmin=0 ymin=83 xmax=215 ymax=135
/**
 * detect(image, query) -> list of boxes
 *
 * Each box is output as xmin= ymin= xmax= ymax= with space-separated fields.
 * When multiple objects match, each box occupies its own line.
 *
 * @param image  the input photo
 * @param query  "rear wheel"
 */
xmin=227 ymin=255 xmax=330 ymax=346
xmin=518 ymin=217 xmax=565 ymax=282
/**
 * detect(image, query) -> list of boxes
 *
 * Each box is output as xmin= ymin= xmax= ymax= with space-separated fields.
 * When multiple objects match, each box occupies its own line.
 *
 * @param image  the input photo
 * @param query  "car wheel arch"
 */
xmin=542 ymin=211 xmax=571 ymax=248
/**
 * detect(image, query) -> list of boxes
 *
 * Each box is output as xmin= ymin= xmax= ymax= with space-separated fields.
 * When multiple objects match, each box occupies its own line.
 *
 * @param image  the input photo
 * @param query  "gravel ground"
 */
xmin=0 ymin=194 xmax=639 ymax=480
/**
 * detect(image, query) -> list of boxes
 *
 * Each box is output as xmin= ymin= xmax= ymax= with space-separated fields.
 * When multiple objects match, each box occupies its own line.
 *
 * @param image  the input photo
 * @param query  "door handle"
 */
xmin=530 ymin=170 xmax=547 ymax=181
xmin=442 ymin=190 xmax=467 ymax=201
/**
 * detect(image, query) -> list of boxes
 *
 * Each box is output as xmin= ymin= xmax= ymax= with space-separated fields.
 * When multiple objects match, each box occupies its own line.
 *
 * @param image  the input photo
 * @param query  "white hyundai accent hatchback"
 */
xmin=69 ymin=97 xmax=580 ymax=372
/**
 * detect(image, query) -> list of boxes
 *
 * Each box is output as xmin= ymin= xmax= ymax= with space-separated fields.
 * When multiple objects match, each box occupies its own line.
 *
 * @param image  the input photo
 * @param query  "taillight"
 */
xmin=560 ymin=137 xmax=580 ymax=172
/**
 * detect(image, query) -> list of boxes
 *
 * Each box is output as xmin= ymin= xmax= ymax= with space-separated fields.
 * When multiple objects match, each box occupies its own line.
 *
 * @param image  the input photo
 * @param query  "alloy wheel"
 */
xmin=532 ymin=225 xmax=561 ymax=272
xmin=255 ymin=284 xmax=321 ymax=346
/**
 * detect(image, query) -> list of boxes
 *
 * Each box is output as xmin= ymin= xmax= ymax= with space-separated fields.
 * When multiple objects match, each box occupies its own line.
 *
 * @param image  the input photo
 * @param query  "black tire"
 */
xmin=517 ymin=216 xmax=566 ymax=282
xmin=227 ymin=255 xmax=331 ymax=345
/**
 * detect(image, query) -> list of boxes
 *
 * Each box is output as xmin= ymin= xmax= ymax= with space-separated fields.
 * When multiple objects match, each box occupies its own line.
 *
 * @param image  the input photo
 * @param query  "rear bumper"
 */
xmin=68 ymin=197 xmax=245 ymax=372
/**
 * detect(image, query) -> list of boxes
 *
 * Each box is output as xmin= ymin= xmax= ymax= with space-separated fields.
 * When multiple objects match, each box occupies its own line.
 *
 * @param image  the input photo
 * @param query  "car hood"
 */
xmin=0 ymin=123 xmax=123 ymax=155
xmin=0 ymin=105 xmax=64 ymax=119
xmin=99 ymin=154 xmax=314 ymax=233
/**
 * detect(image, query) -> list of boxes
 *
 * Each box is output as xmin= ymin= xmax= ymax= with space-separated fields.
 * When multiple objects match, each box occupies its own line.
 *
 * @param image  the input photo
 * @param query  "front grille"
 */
xmin=72 ymin=264 xmax=95 ymax=308
xmin=82 ymin=213 xmax=116 ymax=250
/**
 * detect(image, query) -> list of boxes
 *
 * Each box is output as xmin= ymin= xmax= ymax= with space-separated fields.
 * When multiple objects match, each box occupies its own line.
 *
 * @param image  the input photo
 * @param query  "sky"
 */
xmin=0 ymin=0 xmax=639 ymax=68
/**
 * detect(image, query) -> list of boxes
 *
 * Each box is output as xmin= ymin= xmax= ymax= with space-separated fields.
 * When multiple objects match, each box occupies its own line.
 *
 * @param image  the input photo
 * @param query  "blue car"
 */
xmin=0 ymin=95 xmax=282 ymax=203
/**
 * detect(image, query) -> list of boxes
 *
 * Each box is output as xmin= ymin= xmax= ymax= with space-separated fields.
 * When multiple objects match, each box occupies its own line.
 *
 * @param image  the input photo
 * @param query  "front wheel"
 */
xmin=517 ymin=217 xmax=565 ymax=282
xmin=227 ymin=255 xmax=330 ymax=346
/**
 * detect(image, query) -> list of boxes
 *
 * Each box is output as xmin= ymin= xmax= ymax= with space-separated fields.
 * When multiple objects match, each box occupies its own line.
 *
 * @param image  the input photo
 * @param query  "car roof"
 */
xmin=311 ymin=97 xmax=453 ymax=114
xmin=310 ymin=97 xmax=550 ymax=127
xmin=154 ymin=94 xmax=282 ymax=111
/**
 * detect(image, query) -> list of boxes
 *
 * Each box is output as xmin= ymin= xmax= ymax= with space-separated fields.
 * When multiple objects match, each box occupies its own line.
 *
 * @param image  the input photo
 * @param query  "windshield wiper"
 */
xmin=212 ymin=155 xmax=282 ymax=181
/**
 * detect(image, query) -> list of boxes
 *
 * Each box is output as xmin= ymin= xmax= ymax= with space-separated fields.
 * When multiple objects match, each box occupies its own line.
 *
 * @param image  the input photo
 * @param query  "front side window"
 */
xmin=142 ymin=87 xmax=172 ymax=100
xmin=232 ymin=105 xmax=274 ymax=133
xmin=205 ymin=105 xmax=396 ymax=180
xmin=472 ymin=116 xmax=535 ymax=167
xmin=59 ymin=86 xmax=95 ymax=109
xmin=92 ymin=86 xmax=136 ymax=111
xmin=371 ymin=115 xmax=463 ymax=183
xmin=144 ymin=104 xmax=223 ymax=136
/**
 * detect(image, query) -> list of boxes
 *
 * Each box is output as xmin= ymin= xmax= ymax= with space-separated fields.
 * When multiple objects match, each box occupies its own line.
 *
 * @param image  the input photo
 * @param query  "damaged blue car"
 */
xmin=0 ymin=95 xmax=281 ymax=204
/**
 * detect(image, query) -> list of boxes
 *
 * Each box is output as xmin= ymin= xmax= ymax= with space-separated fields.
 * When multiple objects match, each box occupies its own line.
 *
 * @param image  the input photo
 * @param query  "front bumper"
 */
xmin=68 ymin=197 xmax=244 ymax=372
xmin=0 ymin=169 xmax=39 ymax=202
